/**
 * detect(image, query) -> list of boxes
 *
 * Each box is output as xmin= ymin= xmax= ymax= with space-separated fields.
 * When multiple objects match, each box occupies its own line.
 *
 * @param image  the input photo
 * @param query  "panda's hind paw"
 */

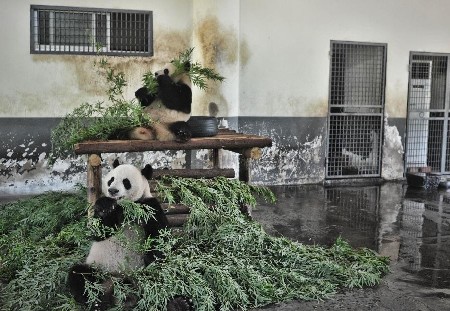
xmin=166 ymin=296 xmax=193 ymax=311
xmin=174 ymin=131 xmax=192 ymax=143
xmin=169 ymin=121 xmax=192 ymax=143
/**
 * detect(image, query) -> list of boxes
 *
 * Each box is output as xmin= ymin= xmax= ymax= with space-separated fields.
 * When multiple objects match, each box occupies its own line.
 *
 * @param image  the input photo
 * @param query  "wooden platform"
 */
xmin=74 ymin=129 xmax=272 ymax=154
xmin=73 ymin=129 xmax=272 ymax=205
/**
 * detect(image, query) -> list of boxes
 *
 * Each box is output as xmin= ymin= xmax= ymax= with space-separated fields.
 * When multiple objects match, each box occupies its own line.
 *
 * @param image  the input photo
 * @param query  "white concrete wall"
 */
xmin=0 ymin=0 xmax=193 ymax=117
xmin=6 ymin=0 xmax=450 ymax=119
xmin=239 ymin=0 xmax=450 ymax=118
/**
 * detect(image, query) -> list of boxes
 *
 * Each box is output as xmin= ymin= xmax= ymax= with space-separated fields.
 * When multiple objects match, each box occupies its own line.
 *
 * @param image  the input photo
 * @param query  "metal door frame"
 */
xmin=326 ymin=40 xmax=387 ymax=179
xmin=405 ymin=52 xmax=450 ymax=174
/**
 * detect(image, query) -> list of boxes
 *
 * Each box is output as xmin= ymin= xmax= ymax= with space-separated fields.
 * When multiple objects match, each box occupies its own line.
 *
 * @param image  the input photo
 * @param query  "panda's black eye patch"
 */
xmin=164 ymin=68 xmax=169 ymax=75
xmin=107 ymin=177 xmax=114 ymax=186
xmin=123 ymin=178 xmax=131 ymax=190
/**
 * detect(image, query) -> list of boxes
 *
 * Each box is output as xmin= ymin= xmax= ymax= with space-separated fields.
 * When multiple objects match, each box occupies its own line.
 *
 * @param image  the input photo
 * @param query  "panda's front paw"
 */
xmin=166 ymin=296 xmax=193 ymax=311
xmin=93 ymin=197 xmax=124 ymax=229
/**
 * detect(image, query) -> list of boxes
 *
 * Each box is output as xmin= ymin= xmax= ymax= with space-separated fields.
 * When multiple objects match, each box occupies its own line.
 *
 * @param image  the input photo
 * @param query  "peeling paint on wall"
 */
xmin=381 ymin=118 xmax=404 ymax=180
xmin=0 ymin=150 xmax=188 ymax=195
xmin=0 ymin=115 xmax=406 ymax=193
xmin=252 ymin=130 xmax=325 ymax=185
xmin=0 ymin=153 xmax=86 ymax=195
xmin=239 ymin=117 xmax=327 ymax=185
xmin=0 ymin=118 xmax=188 ymax=195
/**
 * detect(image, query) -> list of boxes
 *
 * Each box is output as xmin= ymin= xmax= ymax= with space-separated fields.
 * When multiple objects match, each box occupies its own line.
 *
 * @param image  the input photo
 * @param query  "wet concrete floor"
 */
xmin=251 ymin=182 xmax=450 ymax=311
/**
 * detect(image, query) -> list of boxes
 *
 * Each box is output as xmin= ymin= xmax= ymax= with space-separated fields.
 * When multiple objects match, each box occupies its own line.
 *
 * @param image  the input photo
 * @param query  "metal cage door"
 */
xmin=405 ymin=53 xmax=450 ymax=174
xmin=326 ymin=41 xmax=387 ymax=179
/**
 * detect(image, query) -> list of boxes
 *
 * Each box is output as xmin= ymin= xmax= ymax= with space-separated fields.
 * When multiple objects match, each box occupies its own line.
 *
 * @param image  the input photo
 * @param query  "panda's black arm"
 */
xmin=135 ymin=87 xmax=157 ymax=107
xmin=156 ymin=75 xmax=192 ymax=114
xmin=67 ymin=264 xmax=97 ymax=305
xmin=91 ymin=197 xmax=125 ymax=240
xmin=139 ymin=197 xmax=169 ymax=237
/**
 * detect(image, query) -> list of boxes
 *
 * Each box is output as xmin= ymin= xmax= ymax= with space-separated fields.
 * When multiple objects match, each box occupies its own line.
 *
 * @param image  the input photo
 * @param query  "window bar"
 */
xmin=134 ymin=13 xmax=136 ymax=53
xmin=122 ymin=12 xmax=126 ymax=52
xmin=125 ymin=12 xmax=129 ymax=53
xmin=38 ymin=11 xmax=42 ymax=51
xmin=91 ymin=13 xmax=96 ymax=52
xmin=118 ymin=12 xmax=121 ymax=51
xmin=68 ymin=11 xmax=71 ymax=51
xmin=106 ymin=13 xmax=111 ymax=53
xmin=49 ymin=11 xmax=54 ymax=51
xmin=441 ymin=57 xmax=450 ymax=172
xmin=32 ymin=10 xmax=37 ymax=51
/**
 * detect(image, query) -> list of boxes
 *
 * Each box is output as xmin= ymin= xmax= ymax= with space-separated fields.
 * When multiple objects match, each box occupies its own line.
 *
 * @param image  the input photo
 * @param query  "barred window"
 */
xmin=30 ymin=5 xmax=153 ymax=56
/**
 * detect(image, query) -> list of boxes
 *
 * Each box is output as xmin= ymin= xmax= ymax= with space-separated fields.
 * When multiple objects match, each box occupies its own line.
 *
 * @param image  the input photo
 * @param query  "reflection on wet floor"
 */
xmin=252 ymin=182 xmax=450 ymax=290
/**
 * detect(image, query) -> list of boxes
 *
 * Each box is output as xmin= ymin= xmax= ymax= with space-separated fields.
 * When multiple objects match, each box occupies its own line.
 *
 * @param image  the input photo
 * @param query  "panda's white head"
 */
xmin=155 ymin=61 xmax=191 ymax=87
xmin=102 ymin=159 xmax=153 ymax=201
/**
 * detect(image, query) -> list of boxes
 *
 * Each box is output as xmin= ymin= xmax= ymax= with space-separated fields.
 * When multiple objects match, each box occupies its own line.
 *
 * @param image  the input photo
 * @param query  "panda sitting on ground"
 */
xmin=67 ymin=160 xmax=191 ymax=311
xmin=133 ymin=61 xmax=192 ymax=142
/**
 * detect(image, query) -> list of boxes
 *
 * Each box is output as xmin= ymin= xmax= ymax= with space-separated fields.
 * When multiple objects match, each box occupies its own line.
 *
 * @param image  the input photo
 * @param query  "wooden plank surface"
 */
xmin=74 ymin=130 xmax=272 ymax=155
xmin=153 ymin=168 xmax=235 ymax=179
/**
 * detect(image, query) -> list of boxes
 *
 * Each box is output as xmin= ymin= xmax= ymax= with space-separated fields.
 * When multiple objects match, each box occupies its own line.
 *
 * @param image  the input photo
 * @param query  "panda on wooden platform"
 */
xmin=67 ymin=160 xmax=192 ymax=311
xmin=133 ymin=61 xmax=193 ymax=142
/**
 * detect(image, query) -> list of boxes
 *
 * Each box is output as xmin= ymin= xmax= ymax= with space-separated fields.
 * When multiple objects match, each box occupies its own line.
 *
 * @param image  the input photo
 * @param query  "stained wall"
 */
xmin=3 ymin=0 xmax=450 ymax=192
xmin=0 ymin=0 xmax=194 ymax=193
xmin=236 ymin=0 xmax=450 ymax=184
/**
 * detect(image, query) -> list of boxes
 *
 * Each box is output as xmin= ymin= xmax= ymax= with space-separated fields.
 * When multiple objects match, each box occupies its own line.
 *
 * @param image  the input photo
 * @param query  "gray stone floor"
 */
xmin=251 ymin=183 xmax=450 ymax=310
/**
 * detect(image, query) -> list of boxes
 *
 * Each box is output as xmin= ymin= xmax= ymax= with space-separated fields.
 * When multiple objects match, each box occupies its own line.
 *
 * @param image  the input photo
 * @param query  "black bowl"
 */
xmin=187 ymin=116 xmax=218 ymax=137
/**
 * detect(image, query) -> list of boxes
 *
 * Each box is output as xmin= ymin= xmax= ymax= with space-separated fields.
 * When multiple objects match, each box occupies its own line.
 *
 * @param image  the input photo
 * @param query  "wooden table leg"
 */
xmin=238 ymin=147 xmax=262 ymax=183
xmin=239 ymin=153 xmax=250 ymax=183
xmin=212 ymin=148 xmax=220 ymax=169
xmin=87 ymin=154 xmax=102 ymax=216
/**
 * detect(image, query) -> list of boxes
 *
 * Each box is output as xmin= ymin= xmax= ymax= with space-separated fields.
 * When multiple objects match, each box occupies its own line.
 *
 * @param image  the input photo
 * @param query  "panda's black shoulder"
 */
xmin=138 ymin=197 xmax=161 ymax=209
xmin=138 ymin=197 xmax=169 ymax=233
xmin=156 ymin=75 xmax=192 ymax=113
xmin=135 ymin=87 xmax=157 ymax=107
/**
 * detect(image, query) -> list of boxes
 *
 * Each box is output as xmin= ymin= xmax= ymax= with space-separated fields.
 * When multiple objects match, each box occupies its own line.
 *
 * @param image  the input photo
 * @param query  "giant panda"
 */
xmin=67 ymin=160 xmax=192 ymax=310
xmin=133 ymin=61 xmax=192 ymax=142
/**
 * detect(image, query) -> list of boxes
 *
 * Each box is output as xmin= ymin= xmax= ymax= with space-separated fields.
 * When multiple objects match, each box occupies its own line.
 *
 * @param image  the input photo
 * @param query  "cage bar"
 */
xmin=405 ymin=53 xmax=449 ymax=173
xmin=326 ymin=41 xmax=386 ymax=178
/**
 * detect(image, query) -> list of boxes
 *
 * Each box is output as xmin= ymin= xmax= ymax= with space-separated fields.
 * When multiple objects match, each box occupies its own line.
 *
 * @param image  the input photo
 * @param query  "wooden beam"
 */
xmin=153 ymin=168 xmax=235 ymax=179
xmin=226 ymin=147 xmax=262 ymax=160
xmin=162 ymin=203 xmax=190 ymax=214
xmin=74 ymin=132 xmax=272 ymax=155
xmin=166 ymin=214 xmax=189 ymax=227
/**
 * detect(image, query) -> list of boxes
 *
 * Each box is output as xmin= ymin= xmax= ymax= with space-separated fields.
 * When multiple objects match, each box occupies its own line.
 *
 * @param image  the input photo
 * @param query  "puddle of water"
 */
xmin=253 ymin=182 xmax=450 ymax=290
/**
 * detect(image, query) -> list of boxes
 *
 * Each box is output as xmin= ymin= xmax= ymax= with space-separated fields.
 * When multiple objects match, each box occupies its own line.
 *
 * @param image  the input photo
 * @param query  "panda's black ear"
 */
xmin=113 ymin=159 xmax=120 ymax=168
xmin=141 ymin=164 xmax=153 ymax=180
xmin=183 ymin=61 xmax=191 ymax=72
